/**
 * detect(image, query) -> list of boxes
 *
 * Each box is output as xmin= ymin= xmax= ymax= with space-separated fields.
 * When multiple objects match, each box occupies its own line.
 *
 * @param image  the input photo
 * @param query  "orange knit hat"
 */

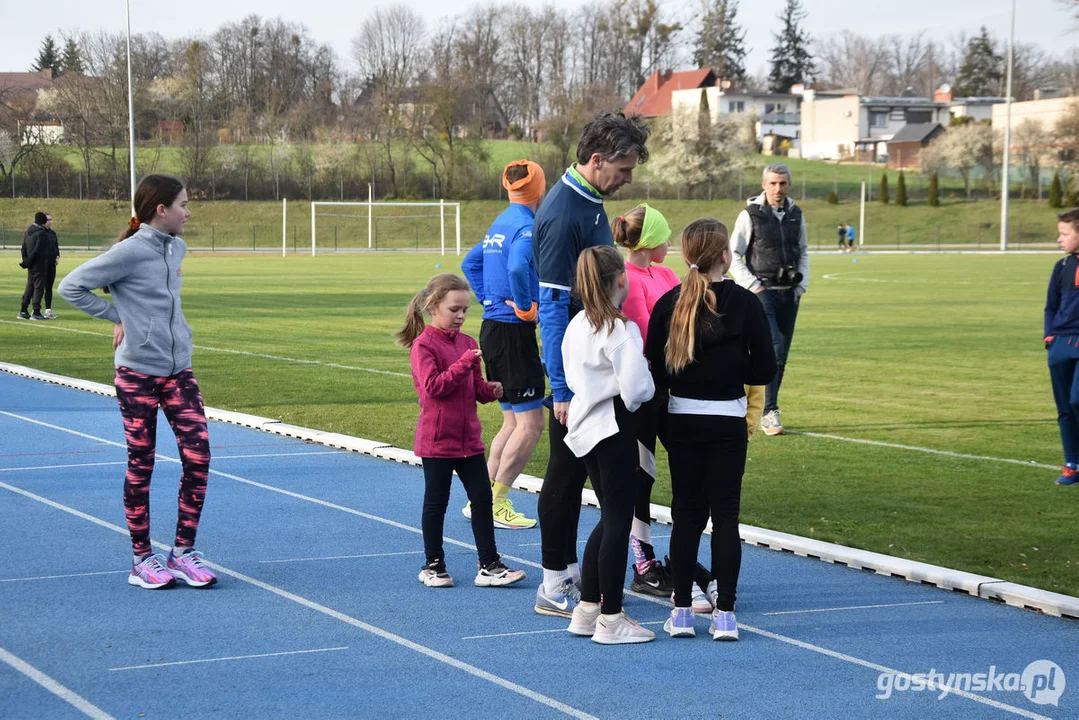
xmin=502 ymin=160 xmax=546 ymax=205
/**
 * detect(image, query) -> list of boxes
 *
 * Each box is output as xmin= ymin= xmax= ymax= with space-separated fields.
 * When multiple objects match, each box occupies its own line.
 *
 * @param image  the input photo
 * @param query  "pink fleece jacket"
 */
xmin=409 ymin=325 xmax=497 ymax=458
xmin=623 ymin=262 xmax=680 ymax=348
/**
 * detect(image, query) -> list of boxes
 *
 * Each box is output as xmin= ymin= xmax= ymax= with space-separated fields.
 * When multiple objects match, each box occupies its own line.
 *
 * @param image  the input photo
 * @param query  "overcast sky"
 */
xmin=2 ymin=0 xmax=1076 ymax=78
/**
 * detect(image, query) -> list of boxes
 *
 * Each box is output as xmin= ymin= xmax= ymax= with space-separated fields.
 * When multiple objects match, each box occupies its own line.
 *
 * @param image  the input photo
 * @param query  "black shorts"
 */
xmin=479 ymin=319 xmax=546 ymax=410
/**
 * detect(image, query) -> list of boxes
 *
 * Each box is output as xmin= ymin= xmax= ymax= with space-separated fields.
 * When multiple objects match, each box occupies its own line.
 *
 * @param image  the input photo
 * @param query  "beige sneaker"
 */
xmin=43 ymin=309 xmax=58 ymax=319
xmin=492 ymin=497 xmax=536 ymax=529
xmin=567 ymin=602 xmax=601 ymax=636
xmin=592 ymin=611 xmax=656 ymax=645
xmin=760 ymin=409 xmax=784 ymax=436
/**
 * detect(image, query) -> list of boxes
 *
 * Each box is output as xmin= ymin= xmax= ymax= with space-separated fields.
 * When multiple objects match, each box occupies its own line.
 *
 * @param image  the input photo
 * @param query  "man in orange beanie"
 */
xmin=460 ymin=160 xmax=547 ymax=530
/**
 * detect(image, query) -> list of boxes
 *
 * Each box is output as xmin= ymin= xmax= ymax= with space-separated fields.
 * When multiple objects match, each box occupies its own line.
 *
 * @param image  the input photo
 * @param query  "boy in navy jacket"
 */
xmin=1045 ymin=208 xmax=1079 ymax=486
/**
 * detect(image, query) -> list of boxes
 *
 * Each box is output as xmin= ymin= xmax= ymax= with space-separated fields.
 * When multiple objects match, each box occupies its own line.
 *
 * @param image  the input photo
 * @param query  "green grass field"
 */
xmin=1 ymin=249 xmax=1075 ymax=597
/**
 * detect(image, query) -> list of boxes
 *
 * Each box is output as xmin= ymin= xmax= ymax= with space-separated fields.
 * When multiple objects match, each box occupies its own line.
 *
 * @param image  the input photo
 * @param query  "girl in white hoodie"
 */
xmin=561 ymin=245 xmax=655 ymax=644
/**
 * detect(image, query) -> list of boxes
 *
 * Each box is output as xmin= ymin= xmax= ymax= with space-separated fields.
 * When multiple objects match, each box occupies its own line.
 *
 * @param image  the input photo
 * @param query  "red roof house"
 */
xmin=624 ymin=68 xmax=717 ymax=119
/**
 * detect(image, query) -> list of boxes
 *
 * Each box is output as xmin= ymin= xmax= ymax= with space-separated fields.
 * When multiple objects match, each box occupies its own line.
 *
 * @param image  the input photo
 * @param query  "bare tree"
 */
xmin=816 ymin=31 xmax=892 ymax=96
xmin=1012 ymin=118 xmax=1053 ymax=196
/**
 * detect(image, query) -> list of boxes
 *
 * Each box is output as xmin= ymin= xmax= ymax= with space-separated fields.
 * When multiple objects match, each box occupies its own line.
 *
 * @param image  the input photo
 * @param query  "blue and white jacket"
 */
xmin=461 ymin=203 xmax=538 ymax=323
xmin=534 ymin=169 xmax=614 ymax=402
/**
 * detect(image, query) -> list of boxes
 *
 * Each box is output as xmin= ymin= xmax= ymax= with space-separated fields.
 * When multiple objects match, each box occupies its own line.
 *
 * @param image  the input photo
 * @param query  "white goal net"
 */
xmin=310 ymin=201 xmax=462 ymax=255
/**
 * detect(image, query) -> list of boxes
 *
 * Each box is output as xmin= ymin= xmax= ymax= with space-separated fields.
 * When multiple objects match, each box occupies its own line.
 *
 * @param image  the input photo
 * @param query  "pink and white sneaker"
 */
xmin=129 ymin=554 xmax=176 ymax=589
xmin=167 ymin=549 xmax=218 ymax=588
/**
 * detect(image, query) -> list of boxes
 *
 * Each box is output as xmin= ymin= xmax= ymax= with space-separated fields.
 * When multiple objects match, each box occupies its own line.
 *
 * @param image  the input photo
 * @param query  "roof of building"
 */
xmin=887 ymin=123 xmax=945 ymax=144
xmin=624 ymin=68 xmax=716 ymax=118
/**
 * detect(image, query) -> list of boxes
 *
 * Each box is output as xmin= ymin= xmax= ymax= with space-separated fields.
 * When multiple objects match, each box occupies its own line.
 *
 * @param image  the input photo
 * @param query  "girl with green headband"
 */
xmin=612 ymin=203 xmax=681 ymax=599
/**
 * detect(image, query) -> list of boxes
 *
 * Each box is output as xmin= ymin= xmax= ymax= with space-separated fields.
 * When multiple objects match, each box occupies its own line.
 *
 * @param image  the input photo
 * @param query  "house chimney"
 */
xmin=933 ymin=84 xmax=953 ymax=102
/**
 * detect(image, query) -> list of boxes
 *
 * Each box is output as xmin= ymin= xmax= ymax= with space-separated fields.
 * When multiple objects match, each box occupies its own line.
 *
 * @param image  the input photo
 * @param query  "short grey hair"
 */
xmin=762 ymin=163 xmax=792 ymax=182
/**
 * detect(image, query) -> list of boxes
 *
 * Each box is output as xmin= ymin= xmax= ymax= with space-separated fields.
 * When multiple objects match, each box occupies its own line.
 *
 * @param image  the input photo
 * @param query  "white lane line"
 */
xmin=762 ymin=600 xmax=946 ymax=616
xmin=259 ymin=551 xmax=425 ymax=564
xmin=0 ymin=480 xmax=595 ymax=720
xmin=0 ymin=319 xmax=410 ymax=378
xmin=0 ymin=461 xmax=126 ymax=473
xmin=463 ymin=621 xmax=665 ymax=640
xmin=213 ymin=451 xmax=343 ymax=460
xmin=0 ymin=570 xmax=127 ymax=583
xmin=0 ymin=411 xmax=1054 ymax=720
xmin=786 ymin=430 xmax=1057 ymax=470
xmin=109 ymin=646 xmax=349 ymax=671
xmin=0 ymin=646 xmax=116 ymax=720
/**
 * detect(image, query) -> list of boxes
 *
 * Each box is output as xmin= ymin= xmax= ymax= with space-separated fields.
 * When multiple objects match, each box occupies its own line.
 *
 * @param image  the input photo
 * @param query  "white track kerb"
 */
xmin=2 ymin=361 xmax=1076 ymax=621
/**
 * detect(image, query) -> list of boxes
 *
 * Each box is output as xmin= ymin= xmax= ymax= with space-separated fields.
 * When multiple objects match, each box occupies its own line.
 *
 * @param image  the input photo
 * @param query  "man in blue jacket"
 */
xmin=461 ymin=160 xmax=547 ymax=530
xmin=531 ymin=112 xmax=651 ymax=617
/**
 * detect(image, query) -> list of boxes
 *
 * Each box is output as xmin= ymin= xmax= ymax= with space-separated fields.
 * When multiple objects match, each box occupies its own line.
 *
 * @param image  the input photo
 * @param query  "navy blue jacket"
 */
xmin=461 ymin=203 xmax=537 ymax=323
xmin=1045 ymin=254 xmax=1079 ymax=338
xmin=534 ymin=169 xmax=614 ymax=401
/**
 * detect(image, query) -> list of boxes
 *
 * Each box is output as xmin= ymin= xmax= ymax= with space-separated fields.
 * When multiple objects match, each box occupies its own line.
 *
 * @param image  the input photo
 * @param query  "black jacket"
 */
xmin=19 ymin=224 xmax=50 ymax=271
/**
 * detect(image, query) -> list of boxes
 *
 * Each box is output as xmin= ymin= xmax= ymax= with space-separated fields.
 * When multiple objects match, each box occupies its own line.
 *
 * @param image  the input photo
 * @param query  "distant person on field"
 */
xmin=845 ymin=223 xmax=856 ymax=252
xmin=729 ymin=162 xmax=809 ymax=436
xmin=18 ymin=212 xmax=59 ymax=320
xmin=836 ymin=224 xmax=846 ymax=252
xmin=1043 ymin=207 xmax=1079 ymax=486
xmin=612 ymin=203 xmax=677 ymax=597
xmin=532 ymin=111 xmax=651 ymax=619
xmin=395 ymin=273 xmax=528 ymax=587
xmin=460 ymin=160 xmax=546 ymax=530
xmin=58 ymin=174 xmax=218 ymax=590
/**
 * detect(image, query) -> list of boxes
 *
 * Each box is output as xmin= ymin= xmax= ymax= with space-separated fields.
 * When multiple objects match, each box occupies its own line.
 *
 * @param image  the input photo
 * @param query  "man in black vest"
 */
xmin=729 ymin=163 xmax=809 ymax=436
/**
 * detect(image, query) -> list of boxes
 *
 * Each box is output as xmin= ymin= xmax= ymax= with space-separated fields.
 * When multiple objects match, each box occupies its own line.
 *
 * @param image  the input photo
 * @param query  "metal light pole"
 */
xmin=1000 ymin=0 xmax=1015 ymax=251
xmin=126 ymin=0 xmax=137 ymax=215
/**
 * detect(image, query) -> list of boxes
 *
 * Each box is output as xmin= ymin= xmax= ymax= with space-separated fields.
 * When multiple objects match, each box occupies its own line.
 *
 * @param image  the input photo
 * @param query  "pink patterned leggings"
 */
xmin=114 ymin=366 xmax=211 ymax=556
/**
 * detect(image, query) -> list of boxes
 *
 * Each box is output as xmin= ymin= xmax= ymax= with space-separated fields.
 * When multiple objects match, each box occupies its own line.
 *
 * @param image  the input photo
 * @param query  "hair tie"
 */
xmin=689 ymin=263 xmax=699 ymax=270
xmin=618 ymin=216 xmax=626 ymax=223
xmin=128 ymin=216 xmax=140 ymax=231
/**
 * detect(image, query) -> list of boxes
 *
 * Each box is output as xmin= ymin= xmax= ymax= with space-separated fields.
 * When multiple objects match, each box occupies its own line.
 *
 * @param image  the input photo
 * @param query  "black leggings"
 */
xmin=580 ymin=399 xmax=639 ymax=615
xmin=537 ymin=407 xmax=586 ymax=570
xmin=633 ymin=396 xmax=666 ymax=533
xmin=667 ymin=416 xmax=747 ymax=612
xmin=421 ymin=454 xmax=498 ymax=567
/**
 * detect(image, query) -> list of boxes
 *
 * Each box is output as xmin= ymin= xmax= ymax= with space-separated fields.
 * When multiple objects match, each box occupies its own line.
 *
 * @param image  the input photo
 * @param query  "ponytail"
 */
xmin=394 ymin=273 xmax=471 ymax=348
xmin=665 ymin=218 xmax=729 ymax=374
xmin=576 ymin=245 xmax=626 ymax=334
xmin=611 ymin=205 xmax=646 ymax=250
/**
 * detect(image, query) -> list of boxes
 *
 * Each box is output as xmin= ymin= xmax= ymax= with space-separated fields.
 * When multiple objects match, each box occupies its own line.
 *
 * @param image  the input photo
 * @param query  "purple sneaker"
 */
xmin=129 ymin=554 xmax=176 ymax=589
xmin=664 ymin=607 xmax=697 ymax=638
xmin=167 ymin=549 xmax=218 ymax=587
xmin=709 ymin=610 xmax=739 ymax=641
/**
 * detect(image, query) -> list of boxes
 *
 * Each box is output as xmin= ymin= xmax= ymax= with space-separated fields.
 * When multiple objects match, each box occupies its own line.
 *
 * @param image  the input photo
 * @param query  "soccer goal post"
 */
xmin=310 ymin=200 xmax=462 ymax=256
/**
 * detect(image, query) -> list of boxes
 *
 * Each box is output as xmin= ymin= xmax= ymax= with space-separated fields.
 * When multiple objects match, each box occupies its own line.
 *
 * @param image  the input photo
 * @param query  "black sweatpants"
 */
xmin=580 ymin=398 xmax=639 ymax=615
xmin=421 ymin=454 xmax=498 ymax=567
xmin=537 ymin=406 xmax=586 ymax=571
xmin=667 ymin=415 xmax=747 ymax=612
xmin=20 ymin=269 xmax=46 ymax=314
xmin=44 ymin=262 xmax=56 ymax=310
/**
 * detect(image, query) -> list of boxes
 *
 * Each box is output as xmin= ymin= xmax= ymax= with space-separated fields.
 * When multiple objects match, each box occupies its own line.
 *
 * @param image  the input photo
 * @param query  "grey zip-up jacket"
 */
xmin=58 ymin=225 xmax=193 ymax=377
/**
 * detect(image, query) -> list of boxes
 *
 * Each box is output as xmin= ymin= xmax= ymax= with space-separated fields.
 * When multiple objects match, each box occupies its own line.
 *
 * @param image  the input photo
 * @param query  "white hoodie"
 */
xmin=561 ymin=315 xmax=655 ymax=457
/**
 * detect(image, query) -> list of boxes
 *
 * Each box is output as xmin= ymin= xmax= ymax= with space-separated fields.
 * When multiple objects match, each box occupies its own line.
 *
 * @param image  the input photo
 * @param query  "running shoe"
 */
xmin=167 ymin=549 xmax=218 ymax=588
xmin=129 ymin=553 xmax=176 ymax=589
xmin=664 ymin=607 xmax=697 ymax=638
xmin=43 ymin=309 xmax=58 ymax=319
xmin=592 ymin=612 xmax=655 ymax=645
xmin=462 ymin=501 xmax=472 ymax=519
xmin=629 ymin=558 xmax=672 ymax=596
xmin=534 ymin=577 xmax=580 ymax=618
xmin=492 ymin=498 xmax=536 ymax=529
xmin=710 ymin=610 xmax=739 ymax=641
xmin=17 ymin=311 xmax=30 ymax=320
xmin=567 ymin=603 xmax=601 ymax=636
xmin=1056 ymin=464 xmax=1078 ymax=486
xmin=418 ymin=559 xmax=454 ymax=588
xmin=30 ymin=312 xmax=45 ymax=321
xmin=474 ymin=557 xmax=526 ymax=587
xmin=760 ymin=409 xmax=783 ymax=436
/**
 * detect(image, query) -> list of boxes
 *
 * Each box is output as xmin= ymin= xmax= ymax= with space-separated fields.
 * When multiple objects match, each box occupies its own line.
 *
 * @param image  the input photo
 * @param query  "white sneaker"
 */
xmin=710 ymin=609 xmax=739 ymax=641
xmin=760 ymin=409 xmax=784 ymax=436
xmin=567 ymin=603 xmax=601 ymax=636
xmin=43 ymin=309 xmax=57 ymax=319
xmin=462 ymin=502 xmax=472 ymax=520
xmin=592 ymin=612 xmax=656 ymax=645
xmin=672 ymin=586 xmax=715 ymax=614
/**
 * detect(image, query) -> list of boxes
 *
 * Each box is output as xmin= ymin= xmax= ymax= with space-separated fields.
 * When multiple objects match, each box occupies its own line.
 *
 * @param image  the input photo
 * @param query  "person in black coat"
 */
xmin=18 ymin=212 xmax=58 ymax=320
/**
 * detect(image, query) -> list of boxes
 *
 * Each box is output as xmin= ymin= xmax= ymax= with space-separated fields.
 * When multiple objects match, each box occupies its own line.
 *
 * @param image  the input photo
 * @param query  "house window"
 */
xmin=775 ymin=103 xmax=785 ymax=114
xmin=869 ymin=111 xmax=888 ymax=128
xmin=765 ymin=103 xmax=775 ymax=115
xmin=905 ymin=110 xmax=932 ymax=124
xmin=729 ymin=101 xmax=745 ymax=113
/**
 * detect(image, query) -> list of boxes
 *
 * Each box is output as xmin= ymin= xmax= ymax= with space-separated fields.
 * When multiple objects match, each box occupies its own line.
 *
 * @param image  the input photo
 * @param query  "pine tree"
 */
xmin=928 ymin=172 xmax=940 ymax=206
xmin=1050 ymin=171 xmax=1063 ymax=208
xmin=879 ymin=173 xmax=889 ymax=204
xmin=31 ymin=35 xmax=60 ymax=74
xmin=693 ymin=0 xmax=747 ymax=83
xmin=896 ymin=171 xmax=907 ymax=206
xmin=768 ymin=0 xmax=815 ymax=93
xmin=60 ymin=37 xmax=83 ymax=74
xmin=953 ymin=27 xmax=1003 ymax=97
xmin=1068 ymin=176 xmax=1079 ymax=208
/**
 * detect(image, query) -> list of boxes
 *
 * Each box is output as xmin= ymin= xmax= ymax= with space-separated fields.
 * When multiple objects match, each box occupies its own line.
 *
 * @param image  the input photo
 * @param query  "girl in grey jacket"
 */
xmin=59 ymin=174 xmax=217 ymax=591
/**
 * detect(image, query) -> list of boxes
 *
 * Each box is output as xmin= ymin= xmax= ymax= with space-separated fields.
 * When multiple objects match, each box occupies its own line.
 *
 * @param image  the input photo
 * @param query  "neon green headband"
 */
xmin=636 ymin=204 xmax=671 ymax=250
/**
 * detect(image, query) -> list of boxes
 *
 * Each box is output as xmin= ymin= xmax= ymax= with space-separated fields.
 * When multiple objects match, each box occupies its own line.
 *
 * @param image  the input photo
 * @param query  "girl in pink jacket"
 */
xmin=396 ymin=273 xmax=526 ymax=589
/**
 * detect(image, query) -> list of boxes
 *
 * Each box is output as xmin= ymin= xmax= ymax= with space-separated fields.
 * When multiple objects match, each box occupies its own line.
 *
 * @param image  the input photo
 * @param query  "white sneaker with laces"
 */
xmin=591 ymin=611 xmax=656 ymax=645
xmin=760 ymin=409 xmax=784 ymax=436
xmin=43 ymin=309 xmax=57 ymax=319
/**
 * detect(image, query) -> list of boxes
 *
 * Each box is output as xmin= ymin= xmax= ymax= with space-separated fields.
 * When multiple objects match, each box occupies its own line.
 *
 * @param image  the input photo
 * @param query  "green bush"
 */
xmin=928 ymin=172 xmax=939 ymax=207
xmin=827 ymin=190 xmax=839 ymax=204
xmin=879 ymin=173 xmax=889 ymax=204
xmin=1050 ymin=171 xmax=1063 ymax=208
xmin=896 ymin=171 xmax=907 ymax=206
